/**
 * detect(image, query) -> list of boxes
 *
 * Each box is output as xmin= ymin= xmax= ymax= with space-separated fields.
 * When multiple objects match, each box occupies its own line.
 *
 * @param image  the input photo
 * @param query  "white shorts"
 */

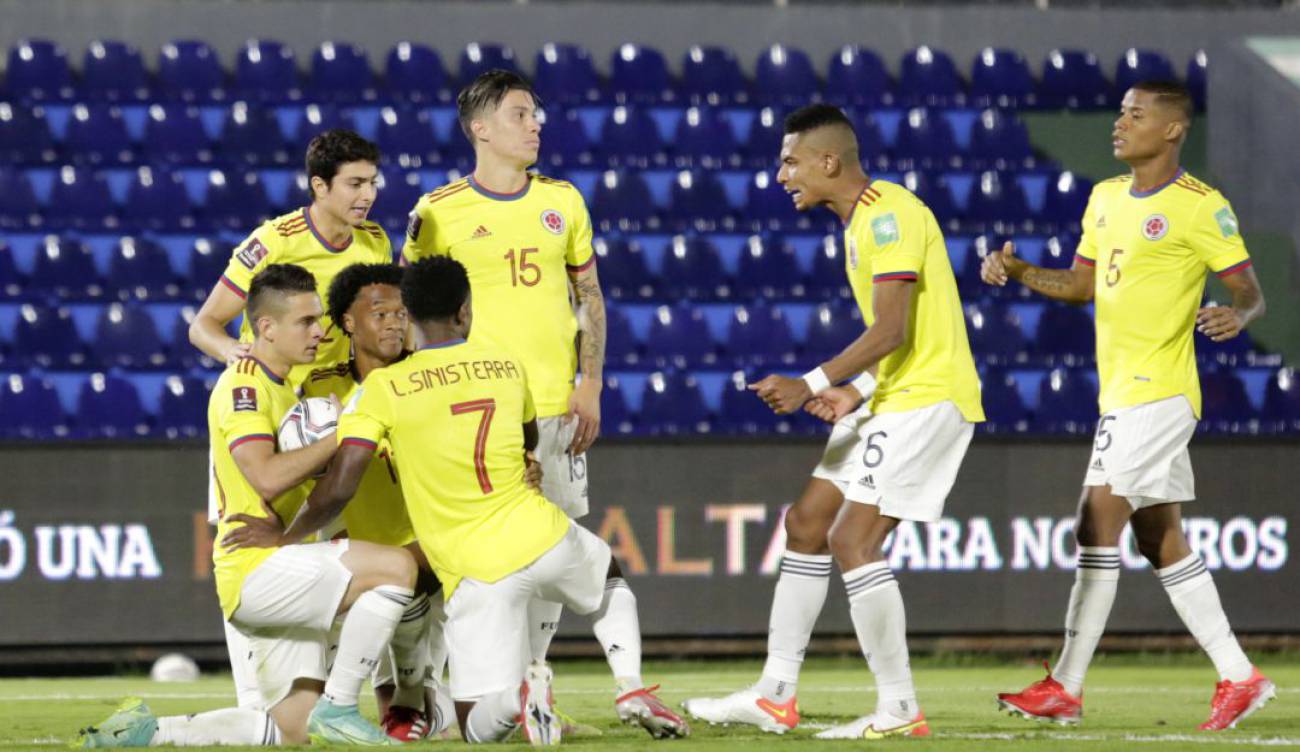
xmin=810 ymin=402 xmax=874 ymax=492
xmin=843 ymin=401 xmax=974 ymax=523
xmin=223 ymin=619 xmax=262 ymax=709
xmin=444 ymin=524 xmax=610 ymax=701
xmin=231 ymin=541 xmax=352 ymax=710
xmin=1083 ymin=395 xmax=1196 ymax=508
xmin=538 ymin=415 xmax=590 ymax=519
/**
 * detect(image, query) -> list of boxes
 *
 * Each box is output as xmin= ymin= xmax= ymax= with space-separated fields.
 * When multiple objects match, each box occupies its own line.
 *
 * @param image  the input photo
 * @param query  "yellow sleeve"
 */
xmin=867 ymin=202 xmax=924 ymax=282
xmin=1191 ymin=193 xmax=1251 ymax=278
xmin=337 ymin=375 xmax=393 ymax=451
xmin=565 ymin=189 xmax=595 ymax=271
xmin=220 ymin=225 xmax=280 ymax=300
xmin=1073 ymin=188 xmax=1100 ymax=268
xmin=217 ymin=370 xmax=279 ymax=453
xmin=401 ymin=198 xmax=440 ymax=265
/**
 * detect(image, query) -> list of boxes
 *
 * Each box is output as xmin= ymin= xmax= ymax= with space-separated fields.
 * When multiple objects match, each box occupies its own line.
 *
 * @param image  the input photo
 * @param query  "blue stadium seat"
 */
xmin=1034 ymin=303 xmax=1094 ymax=365
xmin=4 ymin=39 xmax=73 ymax=101
xmin=201 ymin=169 xmax=272 ymax=231
xmin=220 ymin=101 xmax=291 ymax=165
xmin=659 ymin=236 xmax=729 ymax=301
xmin=308 ymin=42 xmax=376 ymax=103
xmin=744 ymin=170 xmax=811 ymax=233
xmin=720 ymin=370 xmax=792 ymax=435
xmin=1039 ymin=49 xmax=1110 ymax=109
xmin=458 ymin=42 xmax=518 ymax=84
xmin=1196 ymin=325 xmax=1253 ymax=366
xmin=142 ymin=104 xmax=213 ymax=164
xmin=158 ymin=40 xmax=226 ymax=102
xmin=826 ymin=45 xmax=893 ymax=107
xmin=609 ymin=44 xmax=674 ymax=105
xmin=968 ymin=109 xmax=1034 ymax=172
xmin=156 ymin=374 xmax=208 ymax=438
xmin=743 ymin=106 xmax=785 ymax=169
xmin=734 ymin=235 xmax=800 ymax=300
xmin=374 ymin=106 xmax=438 ymax=167
xmin=681 ymin=46 xmax=749 ymax=105
xmin=30 ymin=235 xmax=103 ymax=300
xmin=604 ymin=305 xmax=643 ymax=368
xmin=640 ymin=371 xmax=711 ymax=435
xmin=966 ymin=302 xmax=1029 ymax=365
xmin=954 ymin=234 xmax=997 ymax=298
xmin=964 ymin=171 xmax=1031 ymax=234
xmin=673 ymin=106 xmax=740 ymax=169
xmin=384 ymin=42 xmax=450 ymax=103
xmin=645 ymin=303 xmax=718 ymax=368
xmin=0 ymin=239 xmax=23 ymax=299
xmin=536 ymin=108 xmax=594 ymax=168
xmin=601 ymin=375 xmax=637 ymax=435
xmin=900 ymin=171 xmax=960 ymax=230
xmin=92 ymin=303 xmax=169 ymax=370
xmin=802 ymin=302 xmax=862 ymax=365
xmin=1200 ymin=369 xmax=1256 ymax=434
xmin=1041 ymin=171 xmax=1092 ymax=234
xmin=76 ymin=373 xmax=152 ymax=438
xmin=294 ymin=104 xmax=357 ymax=151
xmin=1115 ymin=48 xmax=1176 ymax=95
xmin=1187 ymin=50 xmax=1208 ymax=112
xmin=980 ymin=369 xmax=1031 ymax=433
xmin=12 ymin=303 xmax=88 ymax=368
xmin=185 ymin=236 xmax=230 ymax=302
xmin=754 ymin=45 xmax=819 ymax=107
xmin=375 ymin=169 xmax=423 ymax=228
xmin=234 ymin=39 xmax=300 ymax=102
xmin=0 ymin=102 xmax=58 ymax=164
xmin=892 ymin=108 xmax=962 ymax=171
xmin=123 ymin=166 xmax=195 ymax=232
xmin=806 ymin=235 xmax=852 ymax=302
xmin=593 ymin=237 xmax=656 ymax=301
xmin=1036 ymin=367 xmax=1098 ymax=433
xmin=725 ymin=303 xmax=798 ymax=368
xmin=898 ymin=46 xmax=964 ymax=107
xmin=854 ymin=113 xmax=890 ymax=170
xmin=1040 ymin=233 xmax=1079 ymax=269
xmin=0 ymin=373 xmax=70 ymax=439
xmin=108 ymin=236 xmax=181 ymax=302
xmin=0 ymin=167 xmax=42 ymax=230
xmin=64 ymin=104 xmax=136 ymax=165
xmin=598 ymin=106 xmax=666 ymax=169
xmin=1262 ymin=367 xmax=1300 ymax=434
xmin=590 ymin=170 xmax=658 ymax=233
xmin=82 ymin=40 xmax=150 ymax=102
xmin=969 ymin=48 xmax=1036 ymax=109
xmin=533 ymin=43 xmax=602 ymax=105
xmin=666 ymin=169 xmax=733 ymax=232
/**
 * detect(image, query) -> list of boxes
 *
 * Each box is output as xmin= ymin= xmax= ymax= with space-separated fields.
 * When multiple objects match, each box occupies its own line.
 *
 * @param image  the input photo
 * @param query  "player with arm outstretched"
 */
xmin=986 ymin=80 xmax=1272 ymax=731
xmin=683 ymin=104 xmax=984 ymax=740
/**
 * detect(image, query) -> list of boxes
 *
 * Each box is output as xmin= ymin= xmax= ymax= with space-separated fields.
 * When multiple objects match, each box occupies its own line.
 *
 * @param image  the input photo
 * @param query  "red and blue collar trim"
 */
xmin=250 ymin=356 xmax=287 ymax=385
xmin=468 ymin=175 xmax=531 ymax=202
xmin=303 ymin=207 xmax=353 ymax=253
xmin=1129 ymin=168 xmax=1184 ymax=199
xmin=420 ymin=337 xmax=467 ymax=350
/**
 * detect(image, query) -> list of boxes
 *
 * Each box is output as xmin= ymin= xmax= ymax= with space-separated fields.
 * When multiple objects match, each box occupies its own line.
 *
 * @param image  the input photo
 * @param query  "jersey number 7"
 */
xmin=451 ymin=398 xmax=497 ymax=494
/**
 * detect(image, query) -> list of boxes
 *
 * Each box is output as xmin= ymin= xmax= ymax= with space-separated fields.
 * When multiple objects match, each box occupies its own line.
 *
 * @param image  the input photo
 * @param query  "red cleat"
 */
xmin=1199 ymin=667 xmax=1276 ymax=731
xmin=381 ymin=705 xmax=430 ymax=742
xmin=996 ymin=661 xmax=1083 ymax=725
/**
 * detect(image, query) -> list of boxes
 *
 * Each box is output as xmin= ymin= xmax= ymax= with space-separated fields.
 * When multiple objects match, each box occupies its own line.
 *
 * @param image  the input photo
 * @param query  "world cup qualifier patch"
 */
xmin=406 ymin=212 xmax=423 ymax=241
xmin=232 ymin=386 xmax=258 ymax=412
xmin=1215 ymin=207 xmax=1239 ymax=238
xmin=541 ymin=209 xmax=565 ymax=235
xmin=1142 ymin=214 xmax=1169 ymax=241
xmin=871 ymin=213 xmax=900 ymax=245
xmin=235 ymin=238 xmax=269 ymax=270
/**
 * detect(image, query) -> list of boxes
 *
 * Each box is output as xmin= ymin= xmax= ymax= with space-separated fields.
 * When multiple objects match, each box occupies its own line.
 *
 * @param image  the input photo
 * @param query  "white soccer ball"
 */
xmin=278 ymin=397 xmax=339 ymax=452
xmin=150 ymin=653 xmax=200 ymax=683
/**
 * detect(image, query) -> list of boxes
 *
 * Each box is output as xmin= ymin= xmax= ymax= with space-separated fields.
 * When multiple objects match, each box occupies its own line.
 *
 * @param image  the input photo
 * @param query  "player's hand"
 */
xmin=220 ymin=499 xmax=285 ymax=551
xmin=523 ymin=450 xmax=543 ymax=490
xmin=804 ymin=385 xmax=863 ymax=424
xmin=749 ymin=374 xmax=813 ymax=415
xmin=980 ymin=241 xmax=1023 ymax=287
xmin=1196 ymin=303 xmax=1247 ymax=342
xmin=566 ymin=379 xmax=601 ymax=455
xmin=224 ymin=340 xmax=252 ymax=365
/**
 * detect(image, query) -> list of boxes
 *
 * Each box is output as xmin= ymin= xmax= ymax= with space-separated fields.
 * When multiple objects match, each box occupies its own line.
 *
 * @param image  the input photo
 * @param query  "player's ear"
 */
xmin=309 ymin=175 xmax=328 ymax=201
xmin=470 ymin=118 xmax=489 ymax=144
xmin=822 ymin=151 xmax=841 ymax=176
xmin=1165 ymin=119 xmax=1187 ymax=143
xmin=340 ymin=311 xmax=355 ymax=338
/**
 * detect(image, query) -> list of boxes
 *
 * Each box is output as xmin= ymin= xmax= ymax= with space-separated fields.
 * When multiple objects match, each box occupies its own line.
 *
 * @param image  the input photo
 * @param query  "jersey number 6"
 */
xmin=451 ymin=398 xmax=497 ymax=494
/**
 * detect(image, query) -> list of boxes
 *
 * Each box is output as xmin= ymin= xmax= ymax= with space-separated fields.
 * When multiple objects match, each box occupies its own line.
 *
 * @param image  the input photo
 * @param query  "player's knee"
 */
xmin=386 ymin=546 xmax=418 ymax=588
xmin=785 ymin=505 xmax=831 ymax=552
xmin=826 ymin=523 xmax=858 ymax=563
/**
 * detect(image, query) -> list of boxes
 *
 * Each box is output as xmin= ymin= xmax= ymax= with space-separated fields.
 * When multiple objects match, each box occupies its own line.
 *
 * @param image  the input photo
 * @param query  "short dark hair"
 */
xmin=247 ymin=263 xmax=318 ymax=331
xmin=402 ymin=257 xmax=470 ymax=322
xmin=1131 ymin=79 xmax=1194 ymax=122
xmin=327 ymin=263 xmax=405 ymax=337
xmin=305 ymin=129 xmax=380 ymax=200
xmin=456 ymin=69 xmax=538 ymax=144
xmin=783 ymin=104 xmax=855 ymax=135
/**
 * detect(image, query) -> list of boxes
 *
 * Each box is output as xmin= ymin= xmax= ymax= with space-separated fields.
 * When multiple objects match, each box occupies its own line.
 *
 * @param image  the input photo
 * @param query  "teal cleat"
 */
xmin=307 ymin=696 xmax=394 ymax=746
xmin=71 ymin=697 xmax=158 ymax=748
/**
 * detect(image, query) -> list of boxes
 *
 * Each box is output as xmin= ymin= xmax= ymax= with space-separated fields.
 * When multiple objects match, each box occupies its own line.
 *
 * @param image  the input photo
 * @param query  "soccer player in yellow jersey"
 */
xmin=401 ymin=70 xmax=607 ymax=673
xmin=232 ymin=257 xmax=686 ymax=745
xmin=188 ymin=129 xmax=393 ymax=387
xmin=686 ymin=104 xmax=983 ymax=740
xmin=74 ymin=265 xmax=419 ymax=749
xmin=984 ymin=80 xmax=1273 ymax=731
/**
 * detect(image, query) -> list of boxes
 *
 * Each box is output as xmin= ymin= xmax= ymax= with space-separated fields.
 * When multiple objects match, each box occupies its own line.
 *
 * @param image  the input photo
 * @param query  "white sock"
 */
xmin=1053 ymin=546 xmax=1120 ymax=696
xmin=757 ymin=550 xmax=831 ymax=702
xmin=844 ymin=562 xmax=916 ymax=722
xmin=591 ymin=577 xmax=643 ymax=694
xmin=391 ymin=593 xmax=432 ymax=709
xmin=528 ymin=598 xmax=564 ymax=662
xmin=464 ymin=686 xmax=522 ymax=743
xmin=1157 ymin=554 xmax=1253 ymax=682
xmin=152 ymin=708 xmax=281 ymax=746
xmin=324 ymin=585 xmax=412 ymax=706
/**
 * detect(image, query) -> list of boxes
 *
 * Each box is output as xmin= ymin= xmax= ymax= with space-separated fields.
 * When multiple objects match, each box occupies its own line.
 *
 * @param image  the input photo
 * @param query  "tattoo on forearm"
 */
xmin=572 ymin=274 xmax=606 ymax=379
xmin=1022 ymin=267 xmax=1081 ymax=298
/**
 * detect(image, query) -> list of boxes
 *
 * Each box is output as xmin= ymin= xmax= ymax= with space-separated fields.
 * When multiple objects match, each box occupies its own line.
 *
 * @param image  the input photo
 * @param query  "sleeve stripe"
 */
xmin=341 ymin=437 xmax=379 ymax=450
xmin=220 ymin=274 xmax=247 ymax=299
xmin=228 ymin=434 xmax=274 ymax=451
xmin=1075 ymin=255 xmax=1096 ymax=267
xmin=566 ymin=255 xmax=596 ymax=273
xmin=1216 ymin=259 xmax=1252 ymax=278
xmin=872 ymin=271 xmax=918 ymax=282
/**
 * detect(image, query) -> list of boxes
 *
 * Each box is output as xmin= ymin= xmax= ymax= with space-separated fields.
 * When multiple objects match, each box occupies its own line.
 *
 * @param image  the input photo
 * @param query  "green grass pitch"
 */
xmin=1 ymin=656 xmax=1295 ymax=750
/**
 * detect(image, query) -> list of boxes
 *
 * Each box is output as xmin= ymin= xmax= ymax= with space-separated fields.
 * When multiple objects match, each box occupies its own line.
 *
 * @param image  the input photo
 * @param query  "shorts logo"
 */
xmin=232 ymin=386 xmax=257 ymax=412
xmin=1214 ymin=206 xmax=1239 ymax=238
xmin=1142 ymin=214 xmax=1169 ymax=241
xmin=406 ymin=212 xmax=423 ymax=241
xmin=847 ymin=238 xmax=859 ymax=270
xmin=235 ymin=238 xmax=269 ymax=270
xmin=1091 ymin=457 xmax=1104 ymax=471
xmin=1096 ymin=215 xmax=1106 ymax=229
xmin=860 ymin=474 xmax=876 ymax=489
xmin=541 ymin=209 xmax=565 ymax=235
xmin=871 ymin=213 xmax=900 ymax=246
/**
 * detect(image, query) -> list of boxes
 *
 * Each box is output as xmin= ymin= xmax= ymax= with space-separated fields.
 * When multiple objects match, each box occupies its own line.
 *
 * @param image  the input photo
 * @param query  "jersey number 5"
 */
xmin=1106 ymin=249 xmax=1124 ymax=287
xmin=451 ymin=399 xmax=497 ymax=494
xmin=504 ymin=247 xmax=542 ymax=287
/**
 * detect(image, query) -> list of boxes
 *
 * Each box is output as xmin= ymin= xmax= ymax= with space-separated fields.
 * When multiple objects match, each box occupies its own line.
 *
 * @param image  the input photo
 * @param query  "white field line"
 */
xmin=798 ymin=726 xmax=1300 ymax=746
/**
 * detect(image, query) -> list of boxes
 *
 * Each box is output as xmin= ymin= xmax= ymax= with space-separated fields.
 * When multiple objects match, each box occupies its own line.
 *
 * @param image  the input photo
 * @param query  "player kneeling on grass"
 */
xmin=219 ymin=257 xmax=687 ymax=745
xmin=74 ymin=264 xmax=423 ymax=747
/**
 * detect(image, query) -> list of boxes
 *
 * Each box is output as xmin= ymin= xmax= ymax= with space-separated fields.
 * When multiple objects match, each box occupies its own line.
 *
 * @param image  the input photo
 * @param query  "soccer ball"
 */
xmin=277 ymin=397 xmax=339 ymax=452
xmin=150 ymin=653 xmax=200 ymax=683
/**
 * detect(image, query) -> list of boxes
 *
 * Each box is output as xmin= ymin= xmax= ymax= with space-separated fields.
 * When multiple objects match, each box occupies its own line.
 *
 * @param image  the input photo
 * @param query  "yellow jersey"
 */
xmin=844 ymin=179 xmax=984 ymax=422
xmin=1075 ymin=170 xmax=1251 ymax=417
xmin=220 ymin=208 xmax=394 ymax=387
xmin=302 ymin=361 xmax=415 ymax=547
xmin=208 ymin=356 xmax=309 ymax=619
xmin=402 ymin=175 xmax=595 ymax=416
xmin=338 ymin=338 xmax=570 ymax=599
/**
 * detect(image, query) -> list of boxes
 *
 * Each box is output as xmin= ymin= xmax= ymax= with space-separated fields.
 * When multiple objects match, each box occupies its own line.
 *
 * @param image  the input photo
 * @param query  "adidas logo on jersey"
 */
xmin=471 ymin=225 xmax=492 ymax=239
